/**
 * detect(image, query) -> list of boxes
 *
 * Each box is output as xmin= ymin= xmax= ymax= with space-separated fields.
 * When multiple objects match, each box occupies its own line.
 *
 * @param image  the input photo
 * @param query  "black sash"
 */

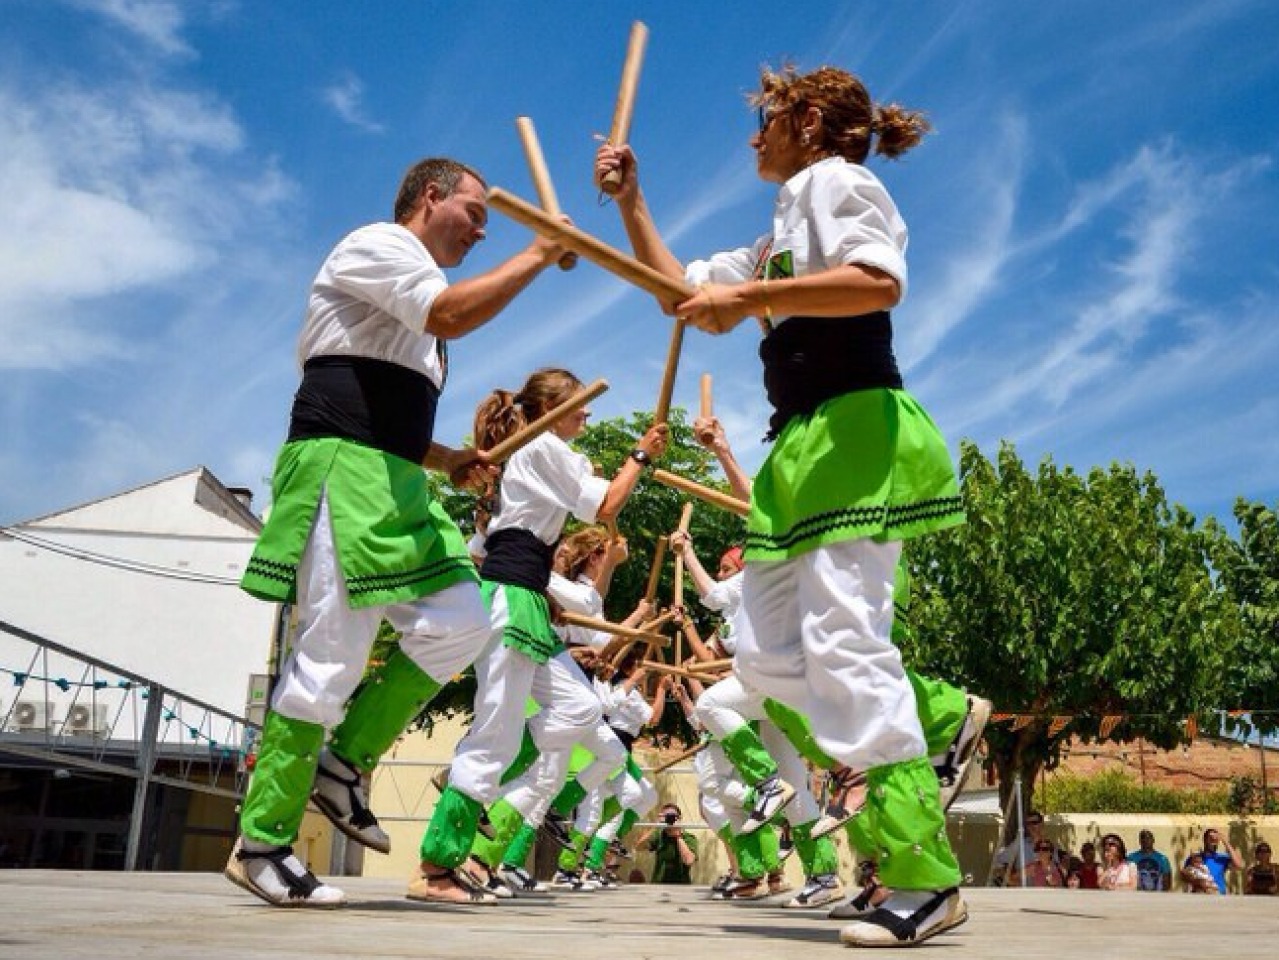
xmin=759 ymin=313 xmax=902 ymax=439
xmin=287 ymin=356 xmax=439 ymax=464
xmin=480 ymin=528 xmax=555 ymax=592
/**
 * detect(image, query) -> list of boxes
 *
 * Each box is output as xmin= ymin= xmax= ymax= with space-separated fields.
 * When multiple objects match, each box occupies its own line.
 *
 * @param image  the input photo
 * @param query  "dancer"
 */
xmin=597 ymin=64 xmax=969 ymax=946
xmin=412 ymin=368 xmax=667 ymax=904
xmin=226 ymin=158 xmax=568 ymax=908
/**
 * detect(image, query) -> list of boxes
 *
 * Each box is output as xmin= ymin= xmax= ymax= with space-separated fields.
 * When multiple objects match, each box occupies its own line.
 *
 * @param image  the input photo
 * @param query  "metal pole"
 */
xmin=1013 ymin=774 xmax=1027 ymax=888
xmin=124 ymin=683 xmax=164 ymax=871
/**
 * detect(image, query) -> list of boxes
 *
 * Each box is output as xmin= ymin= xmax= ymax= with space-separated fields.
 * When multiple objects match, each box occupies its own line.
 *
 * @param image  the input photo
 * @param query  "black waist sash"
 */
xmin=480 ymin=528 xmax=555 ymax=592
xmin=287 ymin=356 xmax=439 ymax=464
xmin=759 ymin=313 xmax=903 ymax=439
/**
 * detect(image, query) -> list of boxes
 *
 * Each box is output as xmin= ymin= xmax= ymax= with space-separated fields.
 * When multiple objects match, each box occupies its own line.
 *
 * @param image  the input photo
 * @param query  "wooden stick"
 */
xmin=685 ymin=658 xmax=733 ymax=673
xmin=487 ymin=188 xmax=692 ymax=305
xmin=559 ymin=610 xmax=669 ymax=648
xmin=640 ymin=660 xmax=703 ymax=681
xmin=653 ymin=318 xmax=685 ymax=426
xmin=483 ymin=379 xmax=608 ymax=464
xmin=602 ymin=611 xmax=676 ymax=668
xmin=514 ymin=116 xmax=577 ymax=271
xmin=652 ymin=469 xmax=750 ymax=517
xmin=598 ymin=21 xmax=649 ymax=195
xmin=699 ymin=373 xmax=713 ymax=419
xmin=643 ymin=535 xmax=668 ymax=603
xmin=672 ymin=503 xmax=694 ymax=609
xmin=653 ymin=738 xmax=709 ymax=774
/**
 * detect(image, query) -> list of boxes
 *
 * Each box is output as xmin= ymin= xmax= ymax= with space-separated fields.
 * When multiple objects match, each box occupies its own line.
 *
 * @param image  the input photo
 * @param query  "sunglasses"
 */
xmin=756 ymin=105 xmax=781 ymax=133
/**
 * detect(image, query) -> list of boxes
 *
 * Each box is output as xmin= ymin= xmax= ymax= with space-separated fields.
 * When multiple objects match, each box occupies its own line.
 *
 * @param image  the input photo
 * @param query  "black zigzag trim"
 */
xmin=746 ymin=495 xmax=965 ymax=554
xmin=346 ymin=556 xmax=472 ymax=598
xmin=744 ymin=503 xmax=887 ymax=553
xmin=884 ymin=496 xmax=965 ymax=528
xmin=245 ymin=557 xmax=296 ymax=585
xmin=504 ymin=624 xmax=560 ymax=659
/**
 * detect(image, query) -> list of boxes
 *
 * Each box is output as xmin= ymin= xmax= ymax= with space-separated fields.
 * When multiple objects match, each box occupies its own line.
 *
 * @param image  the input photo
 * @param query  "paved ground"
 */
xmin=1 ymin=870 xmax=1275 ymax=959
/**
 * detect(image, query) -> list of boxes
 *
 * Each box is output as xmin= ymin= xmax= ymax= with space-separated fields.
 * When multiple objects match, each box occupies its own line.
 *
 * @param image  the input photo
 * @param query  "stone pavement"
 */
xmin=1 ymin=870 xmax=1276 ymax=959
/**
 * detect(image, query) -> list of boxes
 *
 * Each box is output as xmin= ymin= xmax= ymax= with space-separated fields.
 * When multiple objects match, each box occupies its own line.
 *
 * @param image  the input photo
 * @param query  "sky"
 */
xmin=2 ymin=0 xmax=1277 ymax=530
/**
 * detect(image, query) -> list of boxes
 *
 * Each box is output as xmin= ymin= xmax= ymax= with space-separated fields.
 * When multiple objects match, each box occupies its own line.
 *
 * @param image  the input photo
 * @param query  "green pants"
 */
xmin=328 ymin=647 xmax=441 ymax=772
xmin=239 ymin=710 xmax=326 ymax=847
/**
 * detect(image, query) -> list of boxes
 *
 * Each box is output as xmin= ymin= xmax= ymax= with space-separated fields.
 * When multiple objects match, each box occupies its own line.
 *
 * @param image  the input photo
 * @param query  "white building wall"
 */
xmin=0 ymin=469 xmax=278 ymax=734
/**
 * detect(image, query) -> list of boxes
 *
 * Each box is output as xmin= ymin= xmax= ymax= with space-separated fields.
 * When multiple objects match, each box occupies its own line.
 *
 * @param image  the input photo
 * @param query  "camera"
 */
xmin=663 ymin=812 xmax=679 ymax=825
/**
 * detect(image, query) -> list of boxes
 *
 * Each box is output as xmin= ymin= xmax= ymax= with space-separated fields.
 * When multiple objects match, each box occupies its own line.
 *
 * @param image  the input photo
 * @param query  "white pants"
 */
xmin=454 ymin=626 xmax=609 ymax=806
xmin=271 ymin=494 xmax=490 ymax=729
xmin=695 ymin=741 xmax=750 ymax=830
xmin=505 ymin=680 xmax=626 ymax=826
xmin=735 ymin=538 xmax=926 ymax=771
xmin=694 ymin=679 xmax=822 ymax=825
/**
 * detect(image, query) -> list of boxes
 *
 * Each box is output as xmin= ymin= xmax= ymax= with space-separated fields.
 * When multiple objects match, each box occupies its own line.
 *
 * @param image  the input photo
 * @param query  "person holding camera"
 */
xmin=637 ymin=803 xmax=699 ymax=884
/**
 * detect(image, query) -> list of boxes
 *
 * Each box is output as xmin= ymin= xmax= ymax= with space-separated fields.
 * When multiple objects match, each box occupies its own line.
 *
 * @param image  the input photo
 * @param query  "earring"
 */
xmin=801 ymin=133 xmax=811 ymax=146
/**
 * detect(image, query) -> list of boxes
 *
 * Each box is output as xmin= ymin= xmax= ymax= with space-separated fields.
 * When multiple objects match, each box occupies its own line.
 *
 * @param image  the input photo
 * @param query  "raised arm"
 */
xmin=594 ymin=144 xmax=687 ymax=292
xmin=692 ymin=416 xmax=752 ymax=502
xmin=426 ymin=236 xmax=566 ymax=340
xmin=668 ymin=531 xmax=717 ymax=600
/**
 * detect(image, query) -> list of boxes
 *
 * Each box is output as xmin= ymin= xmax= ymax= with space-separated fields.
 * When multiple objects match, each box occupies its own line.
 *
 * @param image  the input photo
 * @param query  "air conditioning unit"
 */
xmin=10 ymin=700 xmax=54 ymax=732
xmin=65 ymin=703 xmax=110 ymax=737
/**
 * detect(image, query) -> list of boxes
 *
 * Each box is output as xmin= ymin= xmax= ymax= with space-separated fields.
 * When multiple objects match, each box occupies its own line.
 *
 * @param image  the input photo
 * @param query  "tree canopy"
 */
xmin=902 ymin=440 xmax=1239 ymax=810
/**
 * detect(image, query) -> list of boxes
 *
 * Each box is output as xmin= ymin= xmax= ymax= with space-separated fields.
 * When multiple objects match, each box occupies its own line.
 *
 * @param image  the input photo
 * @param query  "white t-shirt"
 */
xmin=595 ymin=676 xmax=653 ymax=735
xmin=685 ymin=156 xmax=909 ymax=326
xmin=700 ymin=571 xmax=744 ymax=656
xmin=486 ymin=432 xmax=610 ymax=546
xmin=298 ymin=222 xmax=448 ymax=388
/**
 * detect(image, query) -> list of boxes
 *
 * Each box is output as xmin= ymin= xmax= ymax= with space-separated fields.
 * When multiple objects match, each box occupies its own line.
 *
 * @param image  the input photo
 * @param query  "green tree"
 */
xmin=1206 ymin=500 xmax=1279 ymax=739
xmin=902 ymin=440 xmax=1237 ymax=818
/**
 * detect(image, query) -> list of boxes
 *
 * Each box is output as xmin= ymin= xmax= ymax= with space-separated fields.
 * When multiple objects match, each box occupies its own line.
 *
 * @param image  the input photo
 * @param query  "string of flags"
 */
xmin=988 ymin=709 xmax=1264 ymax=743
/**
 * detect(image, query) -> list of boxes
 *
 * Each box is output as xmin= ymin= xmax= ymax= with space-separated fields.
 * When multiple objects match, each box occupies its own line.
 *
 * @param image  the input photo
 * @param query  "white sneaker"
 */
xmin=550 ymin=868 xmax=595 ymax=891
xmin=498 ymin=864 xmax=549 ymax=894
xmin=839 ymin=888 xmax=967 ymax=947
xmin=740 ymin=776 xmax=795 ymax=834
xmin=310 ymin=749 xmax=391 ymax=854
xmin=584 ymin=868 xmax=618 ymax=889
xmin=934 ymin=696 xmax=992 ymax=811
xmin=786 ymin=873 xmax=843 ymax=909
xmin=224 ymin=839 xmax=346 ymax=908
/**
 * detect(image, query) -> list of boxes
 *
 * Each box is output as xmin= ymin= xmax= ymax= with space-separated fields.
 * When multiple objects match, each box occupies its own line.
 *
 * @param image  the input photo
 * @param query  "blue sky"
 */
xmin=2 ymin=0 xmax=1277 ymax=529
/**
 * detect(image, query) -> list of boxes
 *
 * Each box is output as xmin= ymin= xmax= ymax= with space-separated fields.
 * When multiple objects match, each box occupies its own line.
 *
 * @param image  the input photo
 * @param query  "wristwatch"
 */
xmin=629 ymin=448 xmax=653 ymax=468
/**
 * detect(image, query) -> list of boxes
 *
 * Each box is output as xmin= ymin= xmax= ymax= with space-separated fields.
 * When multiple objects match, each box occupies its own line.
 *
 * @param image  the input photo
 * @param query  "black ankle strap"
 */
xmin=237 ymin=846 xmax=322 ymax=899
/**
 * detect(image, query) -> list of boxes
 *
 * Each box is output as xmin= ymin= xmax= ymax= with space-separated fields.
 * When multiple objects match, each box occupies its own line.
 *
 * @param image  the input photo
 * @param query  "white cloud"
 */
xmin=321 ymin=72 xmax=385 ymax=134
xmin=0 ymin=78 xmax=293 ymax=371
xmin=901 ymin=111 xmax=1026 ymax=368
xmin=67 ymin=0 xmax=192 ymax=57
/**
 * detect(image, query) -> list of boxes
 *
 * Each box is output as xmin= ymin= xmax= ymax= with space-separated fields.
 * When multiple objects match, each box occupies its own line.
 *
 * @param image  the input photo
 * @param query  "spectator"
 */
xmin=1184 ymin=827 xmax=1242 ymax=894
xmin=1245 ymin=842 xmax=1278 ymax=896
xmin=1127 ymin=829 xmax=1172 ymax=892
xmin=1097 ymin=834 xmax=1138 ymax=890
xmin=636 ymin=803 xmax=699 ymax=884
xmin=1023 ymin=840 xmax=1067 ymax=888
xmin=1067 ymin=842 xmax=1100 ymax=889
xmin=1182 ymin=852 xmax=1219 ymax=894
xmin=992 ymin=810 xmax=1057 ymax=885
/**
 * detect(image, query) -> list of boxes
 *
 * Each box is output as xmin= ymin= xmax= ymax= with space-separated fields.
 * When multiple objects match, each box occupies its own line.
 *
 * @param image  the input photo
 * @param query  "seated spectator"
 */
xmin=1097 ymin=834 xmax=1138 ymax=890
xmin=1127 ymin=829 xmax=1172 ymax=892
xmin=1245 ymin=842 xmax=1278 ymax=895
xmin=1182 ymin=852 xmax=1220 ymax=894
xmin=1022 ymin=840 xmax=1067 ymax=888
xmin=992 ymin=810 xmax=1056 ymax=885
xmin=1184 ymin=827 xmax=1242 ymax=894
xmin=1067 ymin=841 xmax=1100 ymax=889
